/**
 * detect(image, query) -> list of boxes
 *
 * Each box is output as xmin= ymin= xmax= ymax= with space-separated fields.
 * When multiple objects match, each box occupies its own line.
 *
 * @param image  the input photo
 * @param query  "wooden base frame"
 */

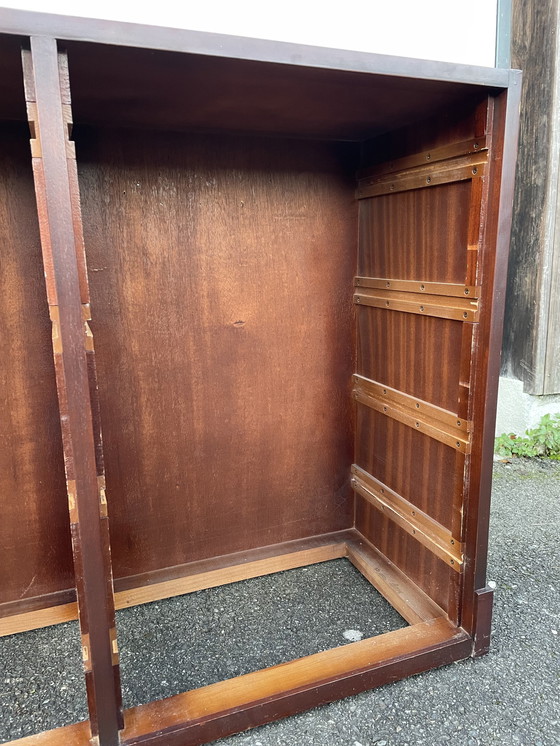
xmin=9 ymin=530 xmax=473 ymax=746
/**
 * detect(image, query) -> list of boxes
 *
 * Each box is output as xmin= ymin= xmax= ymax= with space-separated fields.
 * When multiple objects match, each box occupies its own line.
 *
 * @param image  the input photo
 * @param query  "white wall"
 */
xmin=1 ymin=0 xmax=498 ymax=67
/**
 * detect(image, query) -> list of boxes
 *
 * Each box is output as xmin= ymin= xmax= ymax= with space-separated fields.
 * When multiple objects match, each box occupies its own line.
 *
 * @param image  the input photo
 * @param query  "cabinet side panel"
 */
xmin=0 ymin=123 xmax=73 ymax=608
xmin=354 ymin=100 xmax=492 ymax=620
xmin=78 ymin=128 xmax=358 ymax=579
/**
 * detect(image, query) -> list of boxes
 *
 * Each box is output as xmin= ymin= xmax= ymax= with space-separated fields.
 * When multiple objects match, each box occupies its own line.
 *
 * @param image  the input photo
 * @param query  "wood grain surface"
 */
xmin=76 ymin=127 xmax=358 ymax=580
xmin=357 ymin=182 xmax=471 ymax=283
xmin=0 ymin=123 xmax=72 ymax=607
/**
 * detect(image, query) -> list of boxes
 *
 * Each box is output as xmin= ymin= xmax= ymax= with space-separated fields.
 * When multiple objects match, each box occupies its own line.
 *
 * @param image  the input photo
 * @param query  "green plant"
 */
xmin=495 ymin=413 xmax=560 ymax=458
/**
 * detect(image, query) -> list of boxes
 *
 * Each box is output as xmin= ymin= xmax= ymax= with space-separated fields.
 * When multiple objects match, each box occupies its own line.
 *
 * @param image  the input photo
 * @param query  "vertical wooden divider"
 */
xmin=22 ymin=37 xmax=123 ymax=744
xmin=460 ymin=80 xmax=522 ymax=655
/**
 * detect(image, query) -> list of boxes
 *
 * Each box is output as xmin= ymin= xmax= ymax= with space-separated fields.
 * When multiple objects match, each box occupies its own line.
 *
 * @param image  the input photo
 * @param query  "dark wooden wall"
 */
xmin=77 ymin=128 xmax=359 ymax=582
xmin=503 ymin=0 xmax=560 ymax=394
xmin=0 ymin=123 xmax=73 ymax=610
xmin=353 ymin=102 xmax=490 ymax=619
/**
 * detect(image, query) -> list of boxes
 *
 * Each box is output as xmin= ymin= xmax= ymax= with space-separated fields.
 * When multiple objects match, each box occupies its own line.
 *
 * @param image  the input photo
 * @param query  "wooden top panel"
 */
xmin=0 ymin=12 xmax=513 ymax=138
xmin=57 ymin=42 xmax=489 ymax=140
xmin=0 ymin=124 xmax=72 ymax=606
xmin=0 ymin=9 xmax=512 ymax=86
xmin=78 ymin=128 xmax=358 ymax=578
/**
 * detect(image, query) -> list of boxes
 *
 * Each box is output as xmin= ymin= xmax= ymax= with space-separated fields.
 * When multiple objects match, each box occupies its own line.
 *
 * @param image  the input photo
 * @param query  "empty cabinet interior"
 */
xmin=0 ymin=10 xmax=521 ymax=746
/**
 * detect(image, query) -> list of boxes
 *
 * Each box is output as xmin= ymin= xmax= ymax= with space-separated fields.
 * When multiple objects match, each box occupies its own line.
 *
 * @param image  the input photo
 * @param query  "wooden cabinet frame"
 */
xmin=0 ymin=9 xmax=520 ymax=746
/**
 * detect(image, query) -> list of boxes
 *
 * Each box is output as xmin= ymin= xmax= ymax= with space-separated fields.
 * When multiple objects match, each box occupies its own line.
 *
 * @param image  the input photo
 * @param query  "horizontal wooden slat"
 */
xmin=350 ymin=466 xmax=463 ymax=571
xmin=354 ymin=287 xmax=479 ymax=322
xmin=355 ymin=276 xmax=480 ymax=299
xmin=9 ymin=618 xmax=470 ymax=746
xmin=356 ymin=151 xmax=488 ymax=199
xmin=358 ymin=137 xmax=488 ymax=180
xmin=114 ymin=542 xmax=347 ymax=610
xmin=352 ymin=376 xmax=471 ymax=453
xmin=353 ymin=389 xmax=470 ymax=453
xmin=0 ymin=533 xmax=351 ymax=637
xmin=353 ymin=374 xmax=470 ymax=434
xmin=344 ymin=531 xmax=446 ymax=623
xmin=0 ymin=601 xmax=79 ymax=638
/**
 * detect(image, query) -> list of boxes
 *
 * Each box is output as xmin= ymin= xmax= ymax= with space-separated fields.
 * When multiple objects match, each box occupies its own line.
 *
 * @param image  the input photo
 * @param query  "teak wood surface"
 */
xmin=0 ymin=8 xmax=521 ymax=746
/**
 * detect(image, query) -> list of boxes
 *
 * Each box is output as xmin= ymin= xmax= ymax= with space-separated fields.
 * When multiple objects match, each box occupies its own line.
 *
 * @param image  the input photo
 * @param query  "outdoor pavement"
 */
xmin=1 ymin=459 xmax=559 ymax=745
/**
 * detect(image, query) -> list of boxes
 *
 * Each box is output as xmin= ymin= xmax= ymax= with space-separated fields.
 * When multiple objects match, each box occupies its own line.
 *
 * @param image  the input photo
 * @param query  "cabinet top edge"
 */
xmin=0 ymin=7 xmax=517 ymax=91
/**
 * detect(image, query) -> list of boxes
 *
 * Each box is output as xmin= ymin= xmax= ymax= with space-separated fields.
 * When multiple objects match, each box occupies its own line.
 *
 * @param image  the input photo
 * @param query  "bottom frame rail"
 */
xmin=9 ymin=617 xmax=471 ymax=746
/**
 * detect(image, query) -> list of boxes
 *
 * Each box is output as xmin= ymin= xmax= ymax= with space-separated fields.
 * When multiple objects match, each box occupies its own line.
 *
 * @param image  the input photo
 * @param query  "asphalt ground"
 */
xmin=1 ymin=459 xmax=559 ymax=745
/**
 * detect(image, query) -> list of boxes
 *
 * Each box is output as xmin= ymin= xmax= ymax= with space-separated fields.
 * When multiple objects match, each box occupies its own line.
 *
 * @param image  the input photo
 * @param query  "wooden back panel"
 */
xmin=0 ymin=123 xmax=72 ymax=609
xmin=77 ymin=128 xmax=358 ymax=581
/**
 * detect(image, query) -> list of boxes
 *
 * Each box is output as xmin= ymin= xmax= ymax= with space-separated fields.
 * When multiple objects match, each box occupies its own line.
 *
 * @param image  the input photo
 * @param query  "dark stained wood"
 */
xmin=23 ymin=38 xmax=123 ymax=742
xmin=57 ymin=43 xmax=489 ymax=142
xmin=357 ymin=307 xmax=463 ymax=414
xmin=352 ymin=376 xmax=470 ymax=454
xmin=460 ymin=81 xmax=522 ymax=647
xmin=354 ymin=277 xmax=480 ymax=298
xmin=354 ymin=286 xmax=479 ymax=323
xmin=0 ymin=35 xmax=28 ymax=122
xmin=355 ymin=407 xmax=462 ymax=539
xmin=8 ymin=620 xmax=471 ymax=746
xmin=361 ymin=97 xmax=490 ymax=169
xmin=351 ymin=466 xmax=463 ymax=570
xmin=0 ymin=11 xmax=520 ymax=744
xmin=358 ymin=137 xmax=488 ymax=179
xmin=76 ymin=127 xmax=358 ymax=580
xmin=0 ymin=123 xmax=72 ymax=608
xmin=0 ymin=9 xmax=510 ymax=88
xmin=355 ymin=497 xmax=461 ymax=622
xmin=356 ymin=152 xmax=488 ymax=199
xmin=471 ymin=585 xmax=494 ymax=657
xmin=353 ymin=108 xmax=516 ymax=633
xmin=357 ymin=182 xmax=472 ymax=283
xmin=120 ymin=618 xmax=469 ymax=746
xmin=344 ymin=532 xmax=446 ymax=624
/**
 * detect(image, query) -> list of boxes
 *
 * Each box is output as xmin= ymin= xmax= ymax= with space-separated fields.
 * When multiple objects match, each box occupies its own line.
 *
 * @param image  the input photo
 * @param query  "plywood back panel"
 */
xmin=0 ymin=123 xmax=72 ymax=608
xmin=77 ymin=128 xmax=358 ymax=579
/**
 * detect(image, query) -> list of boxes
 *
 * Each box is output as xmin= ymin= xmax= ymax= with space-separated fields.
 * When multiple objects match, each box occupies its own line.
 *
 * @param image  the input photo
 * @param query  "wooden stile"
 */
xmin=21 ymin=38 xmax=123 ymax=744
